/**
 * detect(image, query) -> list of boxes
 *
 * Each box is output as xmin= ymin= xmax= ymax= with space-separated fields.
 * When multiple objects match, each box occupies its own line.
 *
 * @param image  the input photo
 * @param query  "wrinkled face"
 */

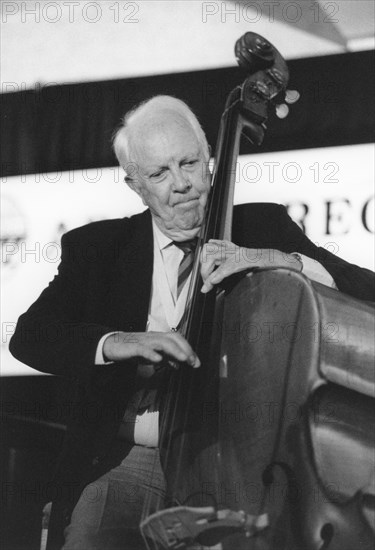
xmin=126 ymin=114 xmax=211 ymax=240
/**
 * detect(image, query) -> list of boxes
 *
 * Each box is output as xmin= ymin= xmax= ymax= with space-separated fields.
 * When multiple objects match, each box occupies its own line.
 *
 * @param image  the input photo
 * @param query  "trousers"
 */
xmin=62 ymin=443 xmax=166 ymax=550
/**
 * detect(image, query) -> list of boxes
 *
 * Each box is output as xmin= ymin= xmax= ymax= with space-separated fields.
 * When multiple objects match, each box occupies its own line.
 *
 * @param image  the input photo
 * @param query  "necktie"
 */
xmin=174 ymin=239 xmax=197 ymax=298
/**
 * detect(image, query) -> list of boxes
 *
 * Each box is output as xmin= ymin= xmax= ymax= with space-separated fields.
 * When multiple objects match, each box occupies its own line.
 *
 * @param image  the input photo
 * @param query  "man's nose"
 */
xmin=172 ymin=169 xmax=191 ymax=192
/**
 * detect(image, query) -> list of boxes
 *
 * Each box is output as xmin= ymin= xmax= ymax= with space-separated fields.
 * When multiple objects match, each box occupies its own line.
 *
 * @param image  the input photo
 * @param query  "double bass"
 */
xmin=140 ymin=33 xmax=375 ymax=550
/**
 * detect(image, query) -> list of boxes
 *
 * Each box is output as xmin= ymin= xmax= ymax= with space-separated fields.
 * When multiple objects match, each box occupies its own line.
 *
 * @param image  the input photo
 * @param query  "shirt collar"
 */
xmin=152 ymin=219 xmax=173 ymax=251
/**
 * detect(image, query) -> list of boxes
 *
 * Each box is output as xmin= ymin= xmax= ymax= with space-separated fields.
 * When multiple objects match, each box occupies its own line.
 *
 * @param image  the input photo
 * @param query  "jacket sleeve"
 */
xmin=9 ymin=230 xmax=115 ymax=381
xmin=277 ymin=205 xmax=375 ymax=302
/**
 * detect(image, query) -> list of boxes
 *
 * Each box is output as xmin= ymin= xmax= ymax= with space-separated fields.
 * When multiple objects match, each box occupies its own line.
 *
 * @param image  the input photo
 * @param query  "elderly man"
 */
xmin=10 ymin=96 xmax=374 ymax=550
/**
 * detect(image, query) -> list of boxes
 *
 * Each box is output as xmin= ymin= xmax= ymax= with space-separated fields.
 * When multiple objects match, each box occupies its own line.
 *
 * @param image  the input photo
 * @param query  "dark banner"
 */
xmin=1 ymin=50 xmax=374 ymax=178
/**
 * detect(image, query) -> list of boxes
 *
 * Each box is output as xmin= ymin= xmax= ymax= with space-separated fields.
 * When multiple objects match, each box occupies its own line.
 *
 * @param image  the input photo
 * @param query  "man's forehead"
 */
xmin=129 ymin=113 xmax=200 ymax=166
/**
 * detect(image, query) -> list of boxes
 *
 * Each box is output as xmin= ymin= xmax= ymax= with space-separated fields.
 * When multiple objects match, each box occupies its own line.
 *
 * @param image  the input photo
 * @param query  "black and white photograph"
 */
xmin=1 ymin=1 xmax=374 ymax=549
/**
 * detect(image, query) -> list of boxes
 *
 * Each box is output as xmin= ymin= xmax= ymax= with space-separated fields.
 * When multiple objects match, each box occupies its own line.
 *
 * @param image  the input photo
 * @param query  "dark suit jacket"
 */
xmin=9 ymin=203 xmax=375 ymax=535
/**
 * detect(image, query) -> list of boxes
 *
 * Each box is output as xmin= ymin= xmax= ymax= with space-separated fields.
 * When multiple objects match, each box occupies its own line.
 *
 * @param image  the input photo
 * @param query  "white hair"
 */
xmin=112 ymin=95 xmax=210 ymax=172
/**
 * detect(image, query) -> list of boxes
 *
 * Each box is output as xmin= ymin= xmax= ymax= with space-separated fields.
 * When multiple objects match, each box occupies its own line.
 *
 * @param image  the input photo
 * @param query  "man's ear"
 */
xmin=125 ymin=176 xmax=137 ymax=192
xmin=125 ymin=176 xmax=143 ymax=198
xmin=123 ymin=160 xmax=141 ymax=192
xmin=125 ymin=176 xmax=147 ymax=206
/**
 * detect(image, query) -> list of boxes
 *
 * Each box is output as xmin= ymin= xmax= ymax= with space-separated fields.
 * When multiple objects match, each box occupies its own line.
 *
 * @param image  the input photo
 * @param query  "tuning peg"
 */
xmin=254 ymin=36 xmax=272 ymax=54
xmin=285 ymin=90 xmax=300 ymax=104
xmin=276 ymin=103 xmax=289 ymax=119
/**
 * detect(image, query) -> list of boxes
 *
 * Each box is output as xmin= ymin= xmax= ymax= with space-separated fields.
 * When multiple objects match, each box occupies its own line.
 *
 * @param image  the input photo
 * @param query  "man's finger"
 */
xmin=200 ymin=270 xmax=222 ymax=294
xmin=200 ymin=242 xmax=228 ymax=281
xmin=150 ymin=335 xmax=200 ymax=366
xmin=139 ymin=348 xmax=163 ymax=363
xmin=200 ymin=259 xmax=241 ymax=293
xmin=200 ymin=260 xmax=216 ymax=281
xmin=164 ymin=332 xmax=197 ymax=357
xmin=163 ymin=333 xmax=201 ymax=368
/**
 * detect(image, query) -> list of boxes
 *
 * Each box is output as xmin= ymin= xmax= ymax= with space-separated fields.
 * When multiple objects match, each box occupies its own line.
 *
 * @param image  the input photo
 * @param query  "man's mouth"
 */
xmin=174 ymin=198 xmax=199 ymax=207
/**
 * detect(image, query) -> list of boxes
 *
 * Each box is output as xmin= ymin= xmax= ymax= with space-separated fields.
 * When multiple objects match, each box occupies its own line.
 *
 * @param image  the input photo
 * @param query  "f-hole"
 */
xmin=319 ymin=522 xmax=334 ymax=549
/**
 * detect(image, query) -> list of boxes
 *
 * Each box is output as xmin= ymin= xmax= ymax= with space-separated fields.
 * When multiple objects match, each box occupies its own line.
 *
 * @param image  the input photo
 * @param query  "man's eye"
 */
xmin=150 ymin=170 xmax=164 ymax=179
xmin=183 ymin=160 xmax=198 ymax=167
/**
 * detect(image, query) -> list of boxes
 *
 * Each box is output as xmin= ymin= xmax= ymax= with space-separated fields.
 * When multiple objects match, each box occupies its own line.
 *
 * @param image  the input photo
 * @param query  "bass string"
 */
xmin=140 ymin=279 xmax=200 ymax=524
xmin=139 ymin=84 xmax=249 ymax=533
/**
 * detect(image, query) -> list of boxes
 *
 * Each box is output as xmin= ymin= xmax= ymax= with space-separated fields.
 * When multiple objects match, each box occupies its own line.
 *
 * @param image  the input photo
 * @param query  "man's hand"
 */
xmin=200 ymin=239 xmax=302 ymax=293
xmin=102 ymin=331 xmax=201 ymax=369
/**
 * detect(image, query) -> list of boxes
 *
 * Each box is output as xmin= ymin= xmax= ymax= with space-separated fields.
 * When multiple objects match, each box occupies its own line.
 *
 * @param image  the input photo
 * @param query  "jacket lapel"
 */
xmin=111 ymin=209 xmax=154 ymax=332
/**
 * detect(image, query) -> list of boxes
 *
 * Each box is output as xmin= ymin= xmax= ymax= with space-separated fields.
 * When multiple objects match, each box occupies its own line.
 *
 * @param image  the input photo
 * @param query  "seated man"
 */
xmin=9 ymin=96 xmax=375 ymax=550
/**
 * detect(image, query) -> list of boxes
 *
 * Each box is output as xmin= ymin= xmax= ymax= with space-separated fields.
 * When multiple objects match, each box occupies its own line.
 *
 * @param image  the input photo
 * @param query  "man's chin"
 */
xmin=160 ymin=216 xmax=202 ymax=240
xmin=153 ymin=207 xmax=204 ymax=238
xmin=175 ymin=211 xmax=202 ymax=231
